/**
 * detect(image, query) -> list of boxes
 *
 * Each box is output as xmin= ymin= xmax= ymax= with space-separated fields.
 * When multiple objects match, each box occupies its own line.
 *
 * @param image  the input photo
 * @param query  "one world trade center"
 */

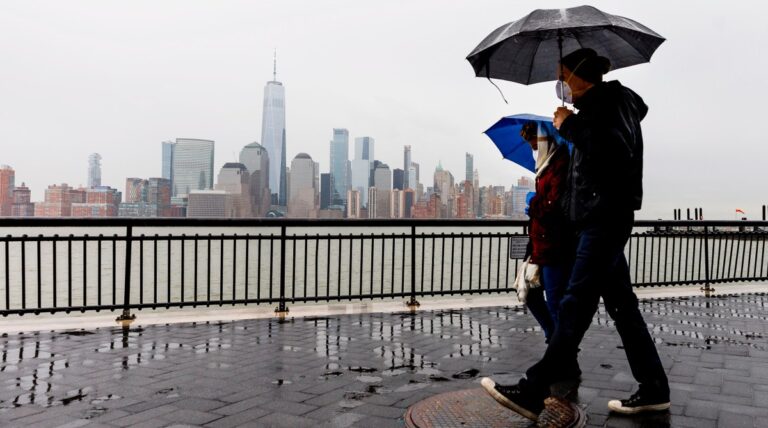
xmin=261 ymin=53 xmax=287 ymax=207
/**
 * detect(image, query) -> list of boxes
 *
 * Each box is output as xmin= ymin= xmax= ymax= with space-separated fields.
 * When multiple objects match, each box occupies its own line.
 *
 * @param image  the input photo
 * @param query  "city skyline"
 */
xmin=1 ymin=1 xmax=767 ymax=219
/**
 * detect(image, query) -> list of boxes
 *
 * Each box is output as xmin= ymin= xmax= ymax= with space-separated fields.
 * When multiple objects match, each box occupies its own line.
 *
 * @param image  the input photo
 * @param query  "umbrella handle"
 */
xmin=558 ymin=34 xmax=565 ymax=108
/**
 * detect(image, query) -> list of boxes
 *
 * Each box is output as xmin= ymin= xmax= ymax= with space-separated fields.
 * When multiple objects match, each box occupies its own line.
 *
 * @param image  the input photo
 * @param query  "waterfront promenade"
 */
xmin=1 ymin=285 xmax=767 ymax=428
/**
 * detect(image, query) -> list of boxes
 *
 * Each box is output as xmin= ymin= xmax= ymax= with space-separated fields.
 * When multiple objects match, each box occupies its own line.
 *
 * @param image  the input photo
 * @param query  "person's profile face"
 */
xmin=558 ymin=65 xmax=573 ymax=82
xmin=526 ymin=137 xmax=538 ymax=151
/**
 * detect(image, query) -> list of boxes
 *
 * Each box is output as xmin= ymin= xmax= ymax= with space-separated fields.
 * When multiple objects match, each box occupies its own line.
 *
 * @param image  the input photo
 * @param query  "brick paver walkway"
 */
xmin=1 ymin=293 xmax=768 ymax=427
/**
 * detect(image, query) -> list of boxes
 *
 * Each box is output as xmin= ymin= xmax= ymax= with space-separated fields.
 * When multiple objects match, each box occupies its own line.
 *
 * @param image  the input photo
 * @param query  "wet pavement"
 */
xmin=1 ymin=292 xmax=768 ymax=427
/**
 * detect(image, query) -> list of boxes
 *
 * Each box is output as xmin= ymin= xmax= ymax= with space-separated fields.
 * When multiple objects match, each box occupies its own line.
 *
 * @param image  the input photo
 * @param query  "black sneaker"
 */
xmin=480 ymin=377 xmax=544 ymax=421
xmin=607 ymin=389 xmax=670 ymax=414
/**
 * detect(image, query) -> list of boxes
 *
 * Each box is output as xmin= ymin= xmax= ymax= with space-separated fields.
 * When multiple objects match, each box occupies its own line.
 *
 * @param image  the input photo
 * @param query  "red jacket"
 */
xmin=528 ymin=145 xmax=572 ymax=265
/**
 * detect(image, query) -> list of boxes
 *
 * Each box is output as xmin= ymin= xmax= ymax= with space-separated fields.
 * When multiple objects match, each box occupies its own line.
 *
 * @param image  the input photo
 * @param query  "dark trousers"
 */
xmin=522 ymin=213 xmax=669 ymax=398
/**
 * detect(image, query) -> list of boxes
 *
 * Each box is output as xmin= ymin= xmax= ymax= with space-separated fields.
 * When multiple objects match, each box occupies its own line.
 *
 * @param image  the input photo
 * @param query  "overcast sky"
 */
xmin=1 ymin=0 xmax=766 ymax=220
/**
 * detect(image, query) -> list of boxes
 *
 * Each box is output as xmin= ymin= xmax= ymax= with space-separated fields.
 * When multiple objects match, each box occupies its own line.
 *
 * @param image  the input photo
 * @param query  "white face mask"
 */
xmin=555 ymin=80 xmax=573 ymax=104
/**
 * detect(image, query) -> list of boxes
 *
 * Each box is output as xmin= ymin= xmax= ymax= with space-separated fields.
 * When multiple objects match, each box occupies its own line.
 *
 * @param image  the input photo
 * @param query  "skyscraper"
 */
xmin=392 ymin=168 xmax=404 ymax=190
xmin=373 ymin=164 xmax=391 ymax=219
xmin=434 ymin=162 xmax=455 ymax=214
xmin=239 ymin=142 xmax=271 ymax=217
xmin=161 ymin=141 xmax=174 ymax=180
xmin=0 ymin=165 xmax=15 ymax=216
xmin=288 ymin=153 xmax=318 ymax=218
xmin=403 ymin=145 xmax=412 ymax=189
xmin=164 ymin=138 xmax=215 ymax=198
xmin=350 ymin=136 xmax=374 ymax=208
xmin=465 ymin=153 xmax=473 ymax=183
xmin=88 ymin=153 xmax=102 ymax=188
xmin=320 ymin=173 xmax=331 ymax=210
xmin=329 ymin=128 xmax=349 ymax=208
xmin=261 ymin=53 xmax=287 ymax=206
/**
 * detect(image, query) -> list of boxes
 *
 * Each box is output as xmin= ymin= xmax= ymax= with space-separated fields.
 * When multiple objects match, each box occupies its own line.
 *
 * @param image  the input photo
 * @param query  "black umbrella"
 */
xmin=466 ymin=5 xmax=665 ymax=86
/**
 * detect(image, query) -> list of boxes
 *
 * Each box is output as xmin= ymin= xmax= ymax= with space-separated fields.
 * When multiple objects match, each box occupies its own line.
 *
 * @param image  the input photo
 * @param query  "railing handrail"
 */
xmin=1 ymin=217 xmax=766 ymax=319
xmin=0 ymin=217 xmax=766 ymax=228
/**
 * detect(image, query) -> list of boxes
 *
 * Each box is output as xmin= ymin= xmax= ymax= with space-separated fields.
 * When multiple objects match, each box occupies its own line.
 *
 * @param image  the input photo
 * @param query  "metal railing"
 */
xmin=0 ymin=218 xmax=766 ymax=318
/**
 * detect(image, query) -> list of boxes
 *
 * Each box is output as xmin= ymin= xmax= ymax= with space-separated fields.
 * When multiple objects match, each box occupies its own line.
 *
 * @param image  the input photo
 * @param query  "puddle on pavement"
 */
xmin=452 ymin=368 xmax=480 ymax=379
xmin=394 ymin=380 xmax=430 ymax=393
xmin=347 ymin=366 xmax=377 ymax=373
xmin=61 ymin=330 xmax=95 ymax=336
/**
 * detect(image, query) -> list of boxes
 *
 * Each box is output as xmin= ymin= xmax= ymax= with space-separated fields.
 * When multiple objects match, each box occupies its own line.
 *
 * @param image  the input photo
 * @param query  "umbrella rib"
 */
xmin=525 ymin=39 xmax=544 ymax=85
xmin=609 ymin=27 xmax=652 ymax=61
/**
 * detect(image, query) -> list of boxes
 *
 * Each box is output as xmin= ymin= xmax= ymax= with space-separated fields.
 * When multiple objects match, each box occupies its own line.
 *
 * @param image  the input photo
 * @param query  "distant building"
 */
xmin=412 ymin=193 xmax=440 ymax=219
xmin=163 ymin=138 xmax=215 ymax=198
xmin=402 ymin=189 xmax=415 ymax=219
xmin=372 ymin=164 xmax=391 ymax=219
xmin=367 ymin=187 xmax=377 ymax=219
xmin=465 ymin=153 xmax=473 ymax=183
xmin=239 ymin=142 xmax=271 ymax=217
xmin=320 ymin=173 xmax=331 ymax=210
xmin=71 ymin=186 xmax=121 ymax=217
xmin=393 ymin=168 xmax=404 ymax=191
xmin=473 ymin=169 xmax=480 ymax=217
xmin=510 ymin=177 xmax=534 ymax=219
xmin=161 ymin=141 xmax=174 ymax=180
xmin=187 ymin=190 xmax=232 ymax=218
xmin=350 ymin=136 xmax=374 ymax=208
xmin=433 ymin=162 xmax=454 ymax=217
xmin=288 ymin=153 xmax=318 ymax=218
xmin=403 ymin=145 xmax=412 ymax=189
xmin=11 ymin=182 xmax=34 ymax=217
xmin=391 ymin=189 xmax=403 ymax=218
xmin=119 ymin=177 xmax=171 ymax=217
xmin=329 ymin=128 xmax=349 ymax=209
xmin=261 ymin=54 xmax=287 ymax=206
xmin=215 ymin=162 xmax=251 ymax=218
xmin=124 ymin=178 xmax=147 ymax=203
xmin=456 ymin=180 xmax=475 ymax=219
xmin=347 ymin=189 xmax=361 ymax=219
xmin=0 ymin=165 xmax=15 ymax=216
xmin=34 ymin=184 xmax=84 ymax=217
xmin=88 ymin=153 xmax=102 ymax=188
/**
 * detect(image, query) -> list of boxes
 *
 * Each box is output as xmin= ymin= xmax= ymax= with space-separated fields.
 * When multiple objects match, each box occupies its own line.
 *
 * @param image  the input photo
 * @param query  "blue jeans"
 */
xmin=522 ymin=213 xmax=669 ymax=398
xmin=526 ymin=263 xmax=570 ymax=341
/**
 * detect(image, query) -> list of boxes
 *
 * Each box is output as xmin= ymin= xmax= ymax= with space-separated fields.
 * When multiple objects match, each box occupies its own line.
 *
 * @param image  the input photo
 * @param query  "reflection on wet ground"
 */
xmin=0 ymin=293 xmax=766 ymax=427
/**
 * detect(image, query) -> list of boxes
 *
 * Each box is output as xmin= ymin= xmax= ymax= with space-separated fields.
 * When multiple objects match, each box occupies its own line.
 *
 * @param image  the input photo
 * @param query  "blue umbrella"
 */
xmin=484 ymin=113 xmax=571 ymax=173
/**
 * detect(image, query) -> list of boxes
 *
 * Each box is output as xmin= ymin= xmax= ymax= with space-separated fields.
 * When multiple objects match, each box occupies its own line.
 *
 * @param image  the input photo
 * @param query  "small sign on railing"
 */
xmin=508 ymin=236 xmax=529 ymax=259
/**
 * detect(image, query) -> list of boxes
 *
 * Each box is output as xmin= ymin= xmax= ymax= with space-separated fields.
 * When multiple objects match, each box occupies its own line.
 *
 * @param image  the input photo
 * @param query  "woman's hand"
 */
xmin=553 ymin=107 xmax=574 ymax=129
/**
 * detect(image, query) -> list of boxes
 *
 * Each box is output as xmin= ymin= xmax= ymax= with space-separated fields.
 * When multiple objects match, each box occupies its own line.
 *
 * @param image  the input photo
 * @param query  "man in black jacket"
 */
xmin=481 ymin=48 xmax=670 ymax=420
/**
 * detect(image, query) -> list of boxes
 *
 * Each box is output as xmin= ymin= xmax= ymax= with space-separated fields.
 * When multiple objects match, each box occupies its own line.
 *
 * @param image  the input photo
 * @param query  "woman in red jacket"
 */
xmin=520 ymin=121 xmax=573 ymax=344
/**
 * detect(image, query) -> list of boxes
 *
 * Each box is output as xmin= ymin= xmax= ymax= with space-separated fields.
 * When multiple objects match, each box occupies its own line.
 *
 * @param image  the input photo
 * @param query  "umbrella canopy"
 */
xmin=466 ymin=5 xmax=665 ymax=85
xmin=484 ymin=114 xmax=570 ymax=173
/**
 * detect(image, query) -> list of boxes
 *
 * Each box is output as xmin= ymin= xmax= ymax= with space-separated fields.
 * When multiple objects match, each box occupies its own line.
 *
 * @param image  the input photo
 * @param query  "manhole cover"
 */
xmin=404 ymin=388 xmax=534 ymax=428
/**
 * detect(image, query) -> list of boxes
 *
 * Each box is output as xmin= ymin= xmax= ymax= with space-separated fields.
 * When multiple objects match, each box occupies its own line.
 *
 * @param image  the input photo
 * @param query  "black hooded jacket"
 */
xmin=558 ymin=80 xmax=646 ymax=224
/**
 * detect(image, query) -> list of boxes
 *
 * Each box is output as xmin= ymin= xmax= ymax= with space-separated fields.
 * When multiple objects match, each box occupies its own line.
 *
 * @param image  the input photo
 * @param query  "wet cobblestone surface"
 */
xmin=1 ymin=292 xmax=768 ymax=427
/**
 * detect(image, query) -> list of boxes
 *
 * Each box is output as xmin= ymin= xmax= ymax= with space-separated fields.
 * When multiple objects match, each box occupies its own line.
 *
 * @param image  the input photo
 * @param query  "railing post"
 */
xmin=275 ymin=225 xmax=289 ymax=318
xmin=406 ymin=225 xmax=420 ymax=310
xmin=116 ymin=225 xmax=136 ymax=325
xmin=701 ymin=225 xmax=715 ymax=297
